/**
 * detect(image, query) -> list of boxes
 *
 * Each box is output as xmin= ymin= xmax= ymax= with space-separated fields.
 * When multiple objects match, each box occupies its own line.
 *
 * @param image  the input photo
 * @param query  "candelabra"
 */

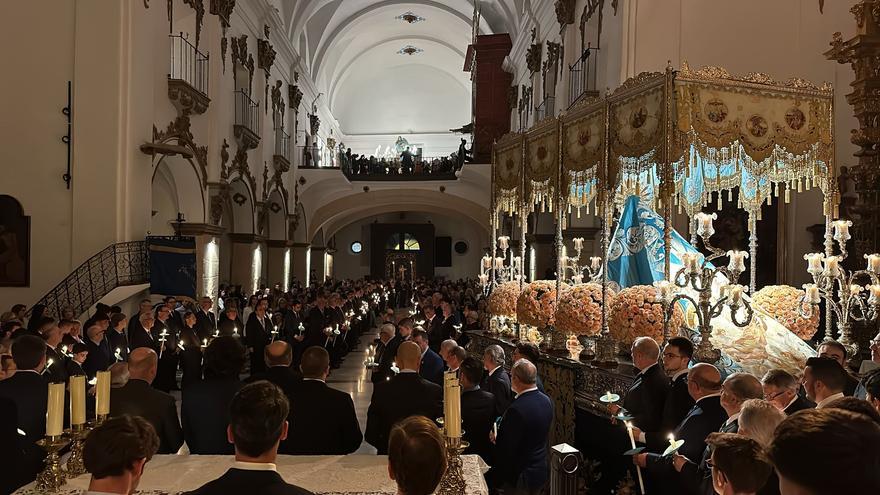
xmin=560 ymin=237 xmax=602 ymax=285
xmin=658 ymin=212 xmax=754 ymax=363
xmin=479 ymin=235 xmax=523 ymax=295
xmin=36 ymin=435 xmax=69 ymax=491
xmin=436 ymin=436 xmax=469 ymax=495
xmin=65 ymin=423 xmax=90 ymax=478
xmin=800 ymin=220 xmax=880 ymax=361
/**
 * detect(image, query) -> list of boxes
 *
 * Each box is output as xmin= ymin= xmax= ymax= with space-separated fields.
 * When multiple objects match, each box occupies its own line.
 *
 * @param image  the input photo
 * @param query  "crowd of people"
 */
xmin=339 ymin=139 xmax=473 ymax=178
xmin=2 ymin=277 xmax=880 ymax=494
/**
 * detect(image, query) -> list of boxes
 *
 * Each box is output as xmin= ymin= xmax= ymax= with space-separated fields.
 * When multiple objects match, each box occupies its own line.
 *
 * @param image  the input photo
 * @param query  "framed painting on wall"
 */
xmin=0 ymin=195 xmax=30 ymax=286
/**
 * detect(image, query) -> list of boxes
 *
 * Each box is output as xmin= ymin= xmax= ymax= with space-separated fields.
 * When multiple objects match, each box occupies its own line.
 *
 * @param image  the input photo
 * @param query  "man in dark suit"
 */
xmin=0 ymin=335 xmax=49 ymax=487
xmin=635 ymin=363 xmax=727 ymax=495
xmin=305 ymin=292 xmax=332 ymax=348
xmin=283 ymin=346 xmax=362 ymax=455
xmin=372 ymin=323 xmax=401 ymax=384
xmin=412 ymin=328 xmax=444 ymax=385
xmin=153 ymin=305 xmax=180 ymax=392
xmin=641 ymin=337 xmax=695 ymax=450
xmin=459 ymin=356 xmax=496 ymax=465
xmin=83 ymin=320 xmax=114 ymax=378
xmin=365 ymin=341 xmax=442 ymax=454
xmin=185 ymin=381 xmax=314 ymax=495
xmin=614 ymin=337 xmax=669 ymax=433
xmin=127 ymin=299 xmax=154 ymax=337
xmin=0 ymin=396 xmax=27 ymax=494
xmin=482 ymin=344 xmax=513 ymax=415
xmin=39 ymin=319 xmax=68 ymax=384
xmin=81 ymin=415 xmax=160 ymax=495
xmin=246 ymin=341 xmax=302 ymax=396
xmin=761 ymin=368 xmax=814 ymax=415
xmin=424 ymin=305 xmax=443 ymax=352
xmin=512 ymin=342 xmax=545 ymax=393
xmin=65 ymin=342 xmax=89 ymax=378
xmin=817 ymin=340 xmax=860 ymax=396
xmin=107 ymin=313 xmax=130 ymax=362
xmin=129 ymin=312 xmax=158 ymax=353
xmin=182 ymin=336 xmax=246 ymax=454
xmin=487 ymin=359 xmax=554 ymax=494
xmin=246 ymin=299 xmax=271 ymax=375
xmin=674 ymin=372 xmax=764 ymax=495
xmin=109 ymin=348 xmax=184 ymax=454
xmin=195 ymin=296 xmax=218 ymax=340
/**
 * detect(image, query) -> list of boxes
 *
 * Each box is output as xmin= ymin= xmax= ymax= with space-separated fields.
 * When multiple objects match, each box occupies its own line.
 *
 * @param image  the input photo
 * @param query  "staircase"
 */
xmin=29 ymin=241 xmax=149 ymax=318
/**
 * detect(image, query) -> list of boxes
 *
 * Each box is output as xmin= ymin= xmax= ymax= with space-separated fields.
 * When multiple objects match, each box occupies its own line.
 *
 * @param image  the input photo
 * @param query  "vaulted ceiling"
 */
xmin=273 ymin=0 xmax=522 ymax=135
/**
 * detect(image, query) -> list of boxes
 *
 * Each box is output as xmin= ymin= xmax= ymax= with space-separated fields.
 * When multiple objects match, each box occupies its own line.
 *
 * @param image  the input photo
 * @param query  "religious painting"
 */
xmin=0 ymin=195 xmax=30 ymax=286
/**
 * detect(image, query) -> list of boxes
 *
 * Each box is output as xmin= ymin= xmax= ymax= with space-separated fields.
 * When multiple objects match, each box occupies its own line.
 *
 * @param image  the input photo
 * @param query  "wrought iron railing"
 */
xmin=536 ymin=96 xmax=556 ymax=122
xmin=234 ymin=89 xmax=261 ymax=137
xmin=29 ymin=241 xmax=149 ymax=319
xmin=275 ymin=127 xmax=291 ymax=161
xmin=569 ymin=46 xmax=600 ymax=107
xmin=169 ymin=33 xmax=209 ymax=96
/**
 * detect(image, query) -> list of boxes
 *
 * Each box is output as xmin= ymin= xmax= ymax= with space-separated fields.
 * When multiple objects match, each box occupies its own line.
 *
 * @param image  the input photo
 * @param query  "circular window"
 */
xmin=454 ymin=241 xmax=469 ymax=255
xmin=350 ymin=241 xmax=363 ymax=254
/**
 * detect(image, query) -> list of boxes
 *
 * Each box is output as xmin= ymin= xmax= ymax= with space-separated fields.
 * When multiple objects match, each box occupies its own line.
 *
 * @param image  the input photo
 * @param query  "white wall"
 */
xmin=331 ymin=212 xmax=489 ymax=281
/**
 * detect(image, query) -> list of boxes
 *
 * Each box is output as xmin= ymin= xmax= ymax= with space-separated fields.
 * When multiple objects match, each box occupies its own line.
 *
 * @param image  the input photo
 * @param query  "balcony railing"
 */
xmin=569 ymin=46 xmax=600 ymax=107
xmin=169 ymin=33 xmax=209 ymax=97
xmin=275 ymin=128 xmax=291 ymax=161
xmin=234 ymin=89 xmax=261 ymax=147
xmin=536 ymin=96 xmax=556 ymax=122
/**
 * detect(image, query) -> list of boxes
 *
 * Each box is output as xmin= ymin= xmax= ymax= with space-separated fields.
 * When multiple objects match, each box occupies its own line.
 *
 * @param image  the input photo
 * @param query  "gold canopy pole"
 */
xmin=596 ymin=93 xmax=617 ymax=367
xmin=663 ymin=64 xmax=674 ymax=282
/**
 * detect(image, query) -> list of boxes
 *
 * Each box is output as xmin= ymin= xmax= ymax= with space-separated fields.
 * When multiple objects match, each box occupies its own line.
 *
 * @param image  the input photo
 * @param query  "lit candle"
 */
xmin=866 ymin=254 xmax=880 ymax=274
xmin=201 ymin=338 xmax=208 ymax=348
xmin=832 ymin=219 xmax=852 ymax=243
xmin=727 ymin=250 xmax=748 ymax=273
xmin=868 ymin=285 xmax=880 ymax=304
xmin=498 ymin=236 xmax=510 ymax=252
xmin=625 ymin=422 xmax=646 ymax=495
xmin=668 ymin=433 xmax=677 ymax=449
xmin=573 ymin=237 xmax=584 ymax=252
xmin=694 ymin=212 xmax=717 ymax=238
xmin=297 ymin=323 xmax=304 ymax=335
xmin=804 ymin=253 xmax=824 ymax=275
xmin=70 ymin=375 xmax=86 ymax=426
xmin=46 ymin=382 xmax=65 ymax=437
xmin=654 ymin=280 xmax=674 ymax=303
xmin=95 ymin=370 xmax=111 ymax=417
xmin=682 ymin=253 xmax=701 ymax=274
xmin=823 ymin=256 xmax=841 ymax=278
xmin=482 ymin=255 xmax=492 ymax=269
xmin=494 ymin=257 xmax=505 ymax=270
xmin=803 ymin=283 xmax=821 ymax=304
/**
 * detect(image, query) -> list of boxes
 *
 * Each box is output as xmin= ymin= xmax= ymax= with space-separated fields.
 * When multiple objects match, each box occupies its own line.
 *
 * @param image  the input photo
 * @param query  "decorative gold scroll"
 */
xmin=524 ymin=117 xmax=560 ymax=213
xmin=493 ymin=132 xmax=524 ymax=216
xmin=561 ymin=96 xmax=605 ymax=210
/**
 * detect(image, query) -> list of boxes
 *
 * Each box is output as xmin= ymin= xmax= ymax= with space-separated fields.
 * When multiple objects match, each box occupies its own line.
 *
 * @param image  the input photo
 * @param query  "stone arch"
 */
xmin=266 ymin=189 xmax=288 ymax=241
xmin=151 ymin=154 xmax=207 ymax=233
xmin=228 ymin=176 xmax=255 ymax=234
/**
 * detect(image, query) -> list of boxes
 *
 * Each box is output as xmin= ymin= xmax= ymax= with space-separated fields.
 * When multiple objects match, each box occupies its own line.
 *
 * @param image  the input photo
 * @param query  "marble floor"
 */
xmin=327 ymin=329 xmax=379 ymax=455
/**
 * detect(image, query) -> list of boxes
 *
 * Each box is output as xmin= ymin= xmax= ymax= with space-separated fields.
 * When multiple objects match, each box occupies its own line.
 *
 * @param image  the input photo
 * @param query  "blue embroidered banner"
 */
xmin=147 ymin=236 xmax=196 ymax=299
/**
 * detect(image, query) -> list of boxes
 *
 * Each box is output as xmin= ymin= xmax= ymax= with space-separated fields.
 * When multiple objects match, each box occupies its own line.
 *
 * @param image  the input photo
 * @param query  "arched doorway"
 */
xmin=264 ymin=189 xmax=290 ymax=290
xmin=150 ymin=155 xmax=206 ymax=235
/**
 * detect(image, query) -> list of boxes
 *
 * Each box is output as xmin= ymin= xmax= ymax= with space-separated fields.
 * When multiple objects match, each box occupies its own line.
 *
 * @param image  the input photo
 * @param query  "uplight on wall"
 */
xmin=283 ymin=248 xmax=291 ymax=292
xmin=305 ymin=248 xmax=312 ymax=286
xmin=324 ymin=252 xmax=333 ymax=281
xmin=204 ymin=238 xmax=219 ymax=304
xmin=251 ymin=245 xmax=262 ymax=296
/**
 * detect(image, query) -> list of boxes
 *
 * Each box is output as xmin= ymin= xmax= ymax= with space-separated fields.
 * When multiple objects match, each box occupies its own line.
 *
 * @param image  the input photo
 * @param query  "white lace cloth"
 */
xmin=15 ymin=454 xmax=490 ymax=495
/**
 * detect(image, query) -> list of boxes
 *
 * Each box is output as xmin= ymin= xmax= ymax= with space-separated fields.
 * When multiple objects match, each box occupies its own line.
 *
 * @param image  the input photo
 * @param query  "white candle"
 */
xmin=727 ymin=250 xmax=748 ymax=273
xmin=482 ymin=255 xmax=492 ymax=269
xmin=694 ymin=212 xmax=717 ymax=238
xmin=590 ymin=256 xmax=602 ymax=271
xmin=804 ymin=253 xmax=824 ymax=275
xmin=573 ymin=237 xmax=584 ymax=252
xmin=832 ymin=219 xmax=852 ymax=243
xmin=803 ymin=283 xmax=821 ymax=304
xmin=70 ymin=375 xmax=86 ymax=426
xmin=95 ymin=370 xmax=111 ymax=416
xmin=498 ymin=236 xmax=510 ymax=252
xmin=682 ymin=253 xmax=701 ymax=274
xmin=626 ymin=422 xmax=646 ymax=494
xmin=654 ymin=280 xmax=674 ymax=303
xmin=866 ymin=254 xmax=880 ymax=274
xmin=494 ymin=257 xmax=505 ymax=270
xmin=46 ymin=382 xmax=65 ymax=437
xmin=823 ymin=256 xmax=841 ymax=278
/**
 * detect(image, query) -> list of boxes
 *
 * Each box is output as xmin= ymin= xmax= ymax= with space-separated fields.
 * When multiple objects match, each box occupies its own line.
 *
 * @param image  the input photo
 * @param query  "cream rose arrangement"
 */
xmin=555 ymin=283 xmax=615 ymax=336
xmin=609 ymin=285 xmax=684 ymax=346
xmin=487 ymin=281 xmax=520 ymax=318
xmin=752 ymin=285 xmax=820 ymax=340
xmin=516 ymin=280 xmax=570 ymax=328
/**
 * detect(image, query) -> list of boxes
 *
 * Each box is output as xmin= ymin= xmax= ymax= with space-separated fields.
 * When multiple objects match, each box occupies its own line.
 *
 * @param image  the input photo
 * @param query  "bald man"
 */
xmin=637 ymin=363 xmax=727 ymax=495
xmin=365 ymin=341 xmax=442 ymax=454
xmin=615 ymin=337 xmax=669 ymax=433
xmin=109 ymin=348 xmax=183 ymax=454
xmin=246 ymin=341 xmax=302 ymax=398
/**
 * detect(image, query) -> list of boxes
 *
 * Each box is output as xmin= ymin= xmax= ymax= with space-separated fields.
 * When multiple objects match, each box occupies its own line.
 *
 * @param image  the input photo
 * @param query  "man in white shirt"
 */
xmin=803 ymin=356 xmax=847 ymax=409
xmin=82 ymin=415 xmax=159 ymax=495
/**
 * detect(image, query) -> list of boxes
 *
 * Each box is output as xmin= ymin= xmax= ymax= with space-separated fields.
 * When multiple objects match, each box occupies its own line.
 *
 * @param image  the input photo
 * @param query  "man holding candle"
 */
xmin=637 ymin=337 xmax=695 ymax=451
xmin=365 ymin=341 xmax=442 ymax=455
xmin=107 ymin=313 xmax=130 ymax=362
xmin=129 ymin=312 xmax=158 ymax=353
xmin=614 ymin=337 xmax=668 ymax=434
xmin=39 ymin=319 xmax=68 ymax=384
xmin=84 ymin=320 xmax=113 ymax=379
xmin=487 ymin=359 xmax=553 ymax=494
xmin=195 ymin=296 xmax=218 ymax=340
xmin=109 ymin=348 xmax=184 ymax=454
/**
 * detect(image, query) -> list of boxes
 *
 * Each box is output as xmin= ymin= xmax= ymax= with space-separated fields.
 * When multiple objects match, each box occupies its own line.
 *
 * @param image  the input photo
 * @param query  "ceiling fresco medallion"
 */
xmin=395 ymin=11 xmax=426 ymax=24
xmin=398 ymin=45 xmax=424 ymax=56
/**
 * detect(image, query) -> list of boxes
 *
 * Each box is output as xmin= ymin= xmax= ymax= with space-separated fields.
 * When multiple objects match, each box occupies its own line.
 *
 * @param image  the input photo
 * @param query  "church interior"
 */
xmin=2 ymin=1 xmax=880 ymax=494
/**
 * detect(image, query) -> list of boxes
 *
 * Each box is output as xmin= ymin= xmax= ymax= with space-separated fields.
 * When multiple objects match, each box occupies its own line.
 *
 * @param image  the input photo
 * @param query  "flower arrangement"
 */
xmin=516 ymin=280 xmax=570 ymax=328
xmin=609 ymin=285 xmax=683 ymax=346
xmin=752 ymin=285 xmax=820 ymax=340
xmin=555 ymin=283 xmax=615 ymax=336
xmin=487 ymin=281 xmax=520 ymax=318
